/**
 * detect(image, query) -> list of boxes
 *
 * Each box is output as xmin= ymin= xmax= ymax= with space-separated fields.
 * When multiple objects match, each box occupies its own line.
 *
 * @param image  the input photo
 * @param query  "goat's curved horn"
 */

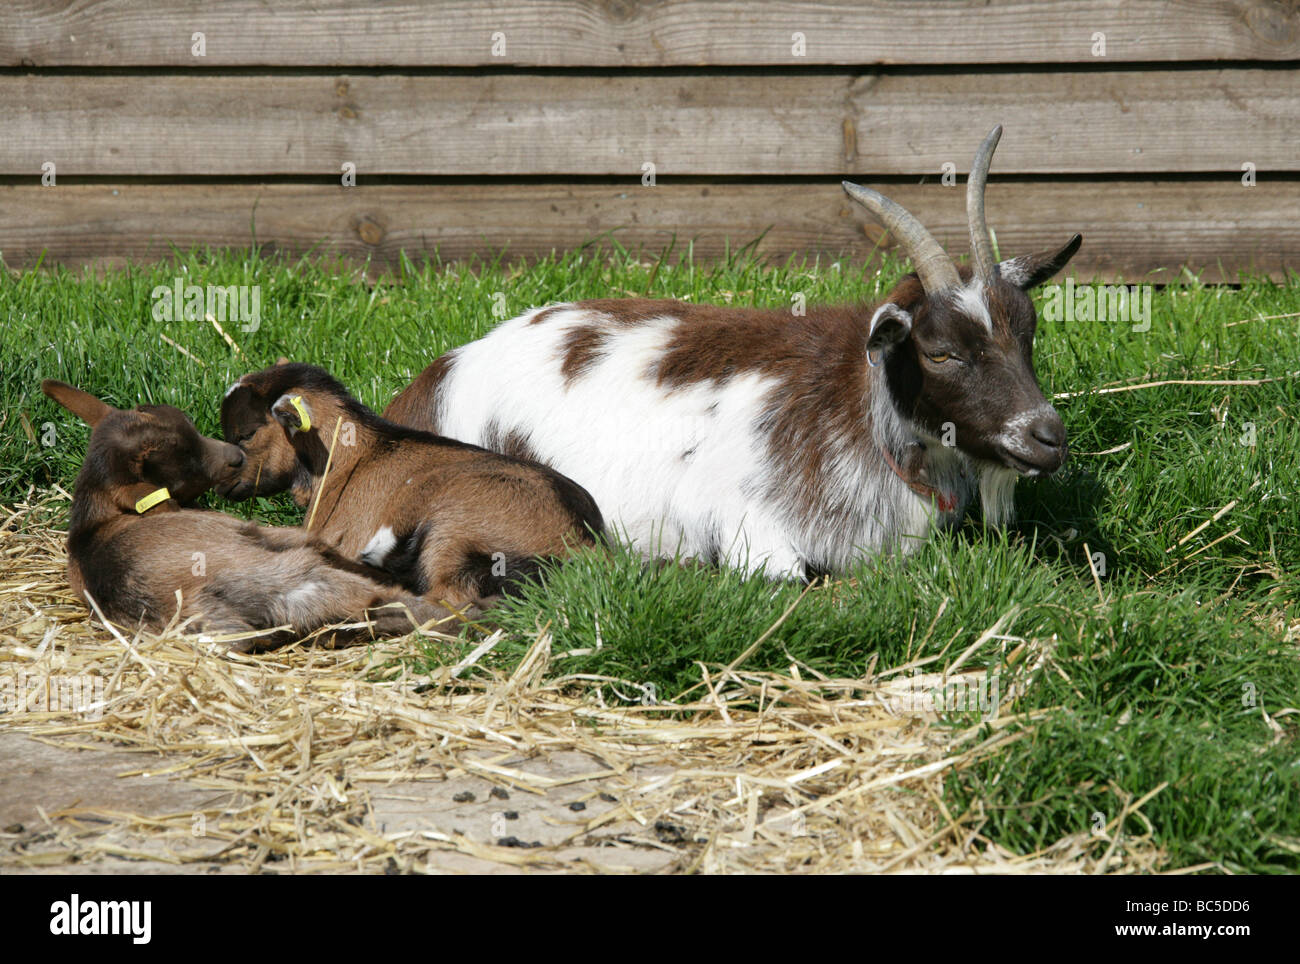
xmin=966 ymin=124 xmax=1002 ymax=285
xmin=842 ymin=181 xmax=960 ymax=295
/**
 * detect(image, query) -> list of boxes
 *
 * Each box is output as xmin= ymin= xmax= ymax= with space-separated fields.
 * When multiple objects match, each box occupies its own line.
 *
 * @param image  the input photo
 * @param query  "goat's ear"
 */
xmin=42 ymin=380 xmax=113 ymax=427
xmin=997 ymin=234 xmax=1082 ymax=290
xmin=271 ymin=393 xmax=314 ymax=435
xmin=867 ymin=303 xmax=912 ymax=355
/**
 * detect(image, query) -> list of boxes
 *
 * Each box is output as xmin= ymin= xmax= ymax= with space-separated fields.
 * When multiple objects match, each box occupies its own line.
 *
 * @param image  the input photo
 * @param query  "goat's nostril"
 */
xmin=228 ymin=448 xmax=245 ymax=468
xmin=1030 ymin=417 xmax=1065 ymax=450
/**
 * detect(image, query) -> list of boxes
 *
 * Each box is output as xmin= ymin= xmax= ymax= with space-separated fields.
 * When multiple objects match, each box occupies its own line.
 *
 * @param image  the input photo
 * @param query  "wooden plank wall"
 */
xmin=1 ymin=1 xmax=1297 ymax=281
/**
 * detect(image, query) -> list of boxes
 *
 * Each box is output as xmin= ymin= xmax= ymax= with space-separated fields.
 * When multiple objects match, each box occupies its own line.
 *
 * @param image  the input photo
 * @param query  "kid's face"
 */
xmin=120 ymin=405 xmax=248 ymax=502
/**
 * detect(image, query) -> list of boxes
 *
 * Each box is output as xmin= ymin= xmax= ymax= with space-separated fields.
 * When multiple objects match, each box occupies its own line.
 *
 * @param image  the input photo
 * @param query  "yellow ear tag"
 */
xmin=290 ymin=395 xmax=312 ymax=432
xmin=135 ymin=487 xmax=171 ymax=514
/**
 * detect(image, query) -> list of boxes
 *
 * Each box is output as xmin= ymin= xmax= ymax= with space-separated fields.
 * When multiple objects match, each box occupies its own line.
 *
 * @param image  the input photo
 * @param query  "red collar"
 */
xmin=879 ymin=442 xmax=958 ymax=513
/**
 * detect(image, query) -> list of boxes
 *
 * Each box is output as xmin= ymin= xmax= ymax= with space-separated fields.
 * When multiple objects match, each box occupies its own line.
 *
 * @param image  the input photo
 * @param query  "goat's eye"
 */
xmin=925 ymin=351 xmax=952 ymax=364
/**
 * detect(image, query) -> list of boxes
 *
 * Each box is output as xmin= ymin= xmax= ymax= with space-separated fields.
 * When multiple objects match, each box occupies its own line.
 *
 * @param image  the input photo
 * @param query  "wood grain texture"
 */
xmin=4 ymin=69 xmax=1295 ymax=176
xmin=2 ymin=180 xmax=1293 ymax=281
xmin=2 ymin=1 xmax=1296 ymax=66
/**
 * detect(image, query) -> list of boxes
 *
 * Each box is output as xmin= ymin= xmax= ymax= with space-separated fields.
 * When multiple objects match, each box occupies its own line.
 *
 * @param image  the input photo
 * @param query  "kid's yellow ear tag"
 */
xmin=135 ymin=487 xmax=171 ymax=514
xmin=290 ymin=395 xmax=312 ymax=431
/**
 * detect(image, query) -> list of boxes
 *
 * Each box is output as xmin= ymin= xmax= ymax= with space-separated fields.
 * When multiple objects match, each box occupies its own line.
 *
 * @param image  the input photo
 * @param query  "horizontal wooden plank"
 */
xmin=1 ymin=180 xmax=1294 ymax=281
xmin=3 ymin=1 xmax=1297 ymax=66
xmin=5 ymin=69 xmax=1297 ymax=177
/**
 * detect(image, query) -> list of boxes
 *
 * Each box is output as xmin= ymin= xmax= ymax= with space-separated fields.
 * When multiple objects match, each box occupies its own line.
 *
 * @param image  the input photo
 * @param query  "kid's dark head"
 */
xmin=42 ymin=380 xmax=245 ymax=511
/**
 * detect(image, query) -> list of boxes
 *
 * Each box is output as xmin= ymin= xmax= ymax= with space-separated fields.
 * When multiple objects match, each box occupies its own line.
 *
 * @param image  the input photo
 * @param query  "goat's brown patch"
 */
xmin=882 ymin=275 xmax=927 ymax=313
xmin=382 ymin=350 xmax=457 ymax=433
xmin=527 ymin=304 xmax=567 ymax=326
xmin=558 ymin=297 xmax=875 ymax=393
xmin=658 ymin=304 xmax=870 ymax=388
xmin=559 ymin=325 xmax=608 ymax=385
xmin=572 ymin=298 xmax=692 ymax=326
xmin=482 ymin=420 xmax=542 ymax=463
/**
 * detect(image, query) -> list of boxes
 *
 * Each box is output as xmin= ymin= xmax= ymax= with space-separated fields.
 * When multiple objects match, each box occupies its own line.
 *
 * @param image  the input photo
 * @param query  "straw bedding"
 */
xmin=0 ymin=491 xmax=1153 ymax=874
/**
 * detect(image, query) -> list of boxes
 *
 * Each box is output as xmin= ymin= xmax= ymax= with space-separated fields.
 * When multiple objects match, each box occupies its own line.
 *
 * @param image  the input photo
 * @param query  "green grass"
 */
xmin=2 ymin=245 xmax=1298 ymax=872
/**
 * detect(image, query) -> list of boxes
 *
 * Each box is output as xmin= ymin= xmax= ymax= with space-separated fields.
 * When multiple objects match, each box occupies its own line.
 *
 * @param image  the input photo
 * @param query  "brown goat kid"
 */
xmin=44 ymin=380 xmax=454 ymax=652
xmin=218 ymin=363 xmax=604 ymax=609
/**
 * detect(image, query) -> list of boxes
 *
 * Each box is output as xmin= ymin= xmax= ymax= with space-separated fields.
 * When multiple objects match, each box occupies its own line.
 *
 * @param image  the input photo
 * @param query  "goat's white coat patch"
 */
xmin=953 ymin=283 xmax=993 ymax=334
xmin=996 ymin=255 xmax=1037 ymax=288
xmin=360 ymin=526 xmax=397 ymax=567
xmin=284 ymin=580 xmax=322 ymax=611
xmin=979 ymin=466 xmax=1019 ymax=527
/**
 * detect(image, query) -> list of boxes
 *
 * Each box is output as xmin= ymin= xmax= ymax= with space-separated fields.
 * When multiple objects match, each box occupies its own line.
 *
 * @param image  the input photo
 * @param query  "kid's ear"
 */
xmin=271 ymin=393 xmax=314 ymax=435
xmin=102 ymin=420 xmax=164 ymax=508
xmin=42 ymin=380 xmax=114 ymax=427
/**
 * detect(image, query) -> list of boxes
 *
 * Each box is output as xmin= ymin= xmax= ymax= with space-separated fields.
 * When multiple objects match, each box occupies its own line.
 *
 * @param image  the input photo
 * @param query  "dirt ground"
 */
xmin=1 ymin=731 xmax=682 ymax=874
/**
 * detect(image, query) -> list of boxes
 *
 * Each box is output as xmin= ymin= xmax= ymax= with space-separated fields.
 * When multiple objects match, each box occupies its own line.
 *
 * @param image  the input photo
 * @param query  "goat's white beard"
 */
xmin=978 ymin=465 xmax=1019 ymax=527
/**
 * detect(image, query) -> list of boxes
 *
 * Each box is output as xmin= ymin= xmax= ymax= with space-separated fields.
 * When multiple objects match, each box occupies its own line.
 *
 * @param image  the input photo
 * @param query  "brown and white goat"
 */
xmin=382 ymin=126 xmax=1081 ymax=578
xmin=44 ymin=380 xmax=453 ymax=651
xmin=218 ymin=363 xmax=604 ymax=608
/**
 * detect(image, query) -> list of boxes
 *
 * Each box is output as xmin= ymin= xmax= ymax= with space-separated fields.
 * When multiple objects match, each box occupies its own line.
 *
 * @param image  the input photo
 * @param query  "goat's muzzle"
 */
xmin=995 ymin=406 xmax=1068 ymax=477
xmin=203 ymin=437 xmax=247 ymax=488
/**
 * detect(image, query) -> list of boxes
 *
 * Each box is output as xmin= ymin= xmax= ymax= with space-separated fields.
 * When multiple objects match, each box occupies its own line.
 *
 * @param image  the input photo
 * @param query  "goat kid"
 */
xmin=44 ymin=380 xmax=451 ymax=652
xmin=383 ymin=126 xmax=1080 ymax=579
xmin=218 ymin=362 xmax=604 ymax=608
